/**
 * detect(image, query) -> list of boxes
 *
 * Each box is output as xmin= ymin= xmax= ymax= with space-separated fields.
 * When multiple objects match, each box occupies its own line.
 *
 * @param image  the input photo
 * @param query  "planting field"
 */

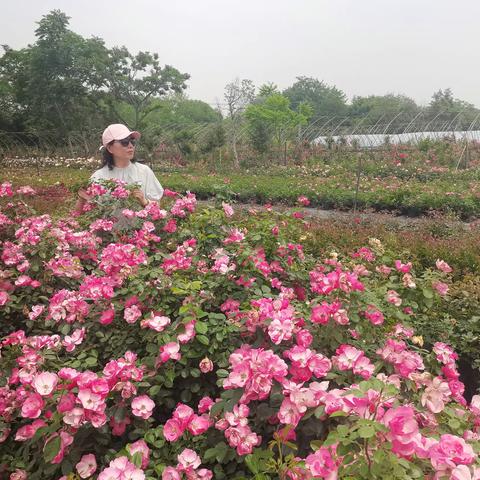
xmin=2 ymin=159 xmax=480 ymax=219
xmin=1 ymin=166 xmax=480 ymax=479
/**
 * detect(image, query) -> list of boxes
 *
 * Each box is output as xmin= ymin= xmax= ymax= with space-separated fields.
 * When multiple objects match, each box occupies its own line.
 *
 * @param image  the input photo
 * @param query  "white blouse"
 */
xmin=90 ymin=161 xmax=164 ymax=201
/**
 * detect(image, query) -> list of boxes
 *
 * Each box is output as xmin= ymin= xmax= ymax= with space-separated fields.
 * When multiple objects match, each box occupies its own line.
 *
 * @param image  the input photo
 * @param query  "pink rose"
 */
xmin=382 ymin=406 xmax=419 ymax=444
xmin=9 ymin=470 xmax=27 ymax=480
xmin=433 ymin=281 xmax=449 ymax=296
xmin=131 ymin=395 xmax=155 ymax=419
xmin=199 ymin=357 xmax=213 ymax=373
xmin=99 ymin=308 xmax=115 ymax=325
xmin=198 ymin=397 xmax=214 ymax=414
xmin=162 ymin=467 xmax=181 ymax=480
xmin=15 ymin=419 xmax=46 ymax=441
xmin=0 ymin=291 xmax=10 ymax=306
xmin=187 ymin=414 xmax=211 ymax=436
xmin=177 ymin=448 xmax=201 ymax=470
xmin=124 ymin=304 xmax=142 ymax=324
xmin=436 ymin=259 xmax=453 ymax=273
xmin=163 ymin=418 xmax=184 ymax=442
xmin=21 ymin=393 xmax=45 ymax=419
xmin=222 ymin=202 xmax=234 ymax=217
xmin=76 ymin=453 xmax=97 ymax=478
xmin=430 ymin=434 xmax=475 ymax=470
xmin=127 ymin=440 xmax=150 ymax=469
xmin=173 ymin=404 xmax=195 ymax=428
xmin=306 ymin=447 xmax=337 ymax=478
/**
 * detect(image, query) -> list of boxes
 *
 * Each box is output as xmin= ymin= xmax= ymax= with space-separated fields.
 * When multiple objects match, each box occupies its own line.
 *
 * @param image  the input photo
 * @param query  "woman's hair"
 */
xmin=101 ymin=142 xmax=137 ymax=170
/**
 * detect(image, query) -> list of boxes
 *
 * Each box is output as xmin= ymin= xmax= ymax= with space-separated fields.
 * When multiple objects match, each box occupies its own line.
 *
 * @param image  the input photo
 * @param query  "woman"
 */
xmin=76 ymin=124 xmax=164 ymax=212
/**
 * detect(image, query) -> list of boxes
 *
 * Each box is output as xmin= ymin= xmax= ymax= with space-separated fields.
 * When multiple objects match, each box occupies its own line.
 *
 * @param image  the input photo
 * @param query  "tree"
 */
xmin=224 ymin=78 xmax=255 ymax=169
xmin=283 ymin=76 xmax=347 ymax=120
xmin=245 ymin=93 xmax=312 ymax=163
xmin=0 ymin=10 xmax=111 ymax=139
xmin=350 ymin=94 xmax=420 ymax=132
xmin=0 ymin=9 xmax=190 ymax=149
xmin=103 ymin=48 xmax=190 ymax=129
xmin=428 ymin=89 xmax=479 ymax=130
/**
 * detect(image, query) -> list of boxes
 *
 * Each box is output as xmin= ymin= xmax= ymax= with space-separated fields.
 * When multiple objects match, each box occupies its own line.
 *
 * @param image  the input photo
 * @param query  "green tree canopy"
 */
xmin=245 ymin=93 xmax=312 ymax=155
xmin=283 ymin=76 xmax=347 ymax=120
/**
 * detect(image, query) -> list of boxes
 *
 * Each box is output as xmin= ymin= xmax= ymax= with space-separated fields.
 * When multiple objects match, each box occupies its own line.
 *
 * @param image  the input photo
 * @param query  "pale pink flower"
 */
xmin=9 ymin=470 xmax=27 ymax=480
xmin=0 ymin=291 xmax=9 ymax=306
xmin=430 ymin=434 xmax=475 ymax=471
xmin=178 ymin=448 xmax=201 ymax=470
xmin=124 ymin=304 xmax=142 ymax=324
xmin=364 ymin=306 xmax=384 ymax=325
xmin=62 ymin=328 xmax=86 ymax=352
xmin=78 ymin=389 xmax=103 ymax=411
xmin=222 ymin=202 xmax=234 ymax=217
xmin=76 ymin=453 xmax=97 ymax=478
xmin=395 ymin=260 xmax=412 ymax=273
xmin=386 ymin=290 xmax=402 ymax=306
xmin=33 ymin=372 xmax=58 ymax=396
xmin=162 ymin=467 xmax=181 ymax=480
xmin=140 ymin=314 xmax=170 ymax=332
xmin=198 ymin=396 xmax=214 ymax=414
xmin=436 ymin=259 xmax=453 ymax=273
xmin=131 ymin=395 xmax=155 ymax=419
xmin=433 ymin=281 xmax=449 ymax=296
xmin=297 ymin=195 xmax=310 ymax=206
xmin=157 ymin=342 xmax=181 ymax=365
xmin=127 ymin=440 xmax=150 ymax=469
xmin=421 ymin=377 xmax=451 ymax=413
xmin=382 ymin=406 xmax=419 ymax=445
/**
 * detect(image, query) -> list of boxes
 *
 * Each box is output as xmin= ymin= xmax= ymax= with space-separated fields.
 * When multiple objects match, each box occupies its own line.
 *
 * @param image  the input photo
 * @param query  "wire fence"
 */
xmin=1 ymin=110 xmax=480 ymax=168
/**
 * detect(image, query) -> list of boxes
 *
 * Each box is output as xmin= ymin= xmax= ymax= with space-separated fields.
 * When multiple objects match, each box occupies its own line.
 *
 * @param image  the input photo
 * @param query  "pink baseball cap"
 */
xmin=101 ymin=124 xmax=141 ymax=148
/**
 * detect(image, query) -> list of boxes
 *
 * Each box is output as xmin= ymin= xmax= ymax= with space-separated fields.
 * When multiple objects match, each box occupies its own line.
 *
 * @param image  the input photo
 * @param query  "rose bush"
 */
xmin=0 ymin=181 xmax=479 ymax=479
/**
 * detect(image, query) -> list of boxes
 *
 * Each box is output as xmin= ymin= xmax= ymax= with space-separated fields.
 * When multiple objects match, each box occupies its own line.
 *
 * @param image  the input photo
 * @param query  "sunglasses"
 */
xmin=117 ymin=137 xmax=136 ymax=147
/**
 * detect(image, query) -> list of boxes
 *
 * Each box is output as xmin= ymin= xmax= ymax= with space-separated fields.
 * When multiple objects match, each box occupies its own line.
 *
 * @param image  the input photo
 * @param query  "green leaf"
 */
xmin=149 ymin=385 xmax=161 ymax=396
xmin=195 ymin=322 xmax=208 ymax=334
xmin=131 ymin=452 xmax=143 ymax=468
xmin=197 ymin=335 xmax=210 ymax=346
xmin=422 ymin=288 xmax=433 ymax=299
xmin=43 ymin=435 xmax=62 ymax=463
xmin=358 ymin=425 xmax=376 ymax=439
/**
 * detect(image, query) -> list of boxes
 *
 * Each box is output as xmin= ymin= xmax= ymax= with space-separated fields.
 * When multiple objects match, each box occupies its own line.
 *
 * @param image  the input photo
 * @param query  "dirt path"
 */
xmin=199 ymin=200 xmax=475 ymax=230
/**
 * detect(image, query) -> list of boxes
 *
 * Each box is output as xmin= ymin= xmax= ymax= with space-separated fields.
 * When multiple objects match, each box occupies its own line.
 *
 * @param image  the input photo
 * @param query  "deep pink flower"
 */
xmin=164 ymin=418 xmax=184 ymax=442
xmin=21 ymin=393 xmax=45 ymax=419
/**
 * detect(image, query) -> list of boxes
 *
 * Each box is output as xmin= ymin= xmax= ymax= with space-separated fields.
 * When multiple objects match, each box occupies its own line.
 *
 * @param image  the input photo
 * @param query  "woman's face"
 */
xmin=107 ymin=137 xmax=136 ymax=164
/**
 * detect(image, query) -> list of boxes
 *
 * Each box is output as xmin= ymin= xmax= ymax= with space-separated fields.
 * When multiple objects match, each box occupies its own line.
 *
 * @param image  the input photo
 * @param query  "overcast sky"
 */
xmin=2 ymin=0 xmax=479 ymax=108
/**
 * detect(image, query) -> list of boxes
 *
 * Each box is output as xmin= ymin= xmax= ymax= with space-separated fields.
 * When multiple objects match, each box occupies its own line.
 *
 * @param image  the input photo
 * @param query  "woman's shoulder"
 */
xmin=90 ymin=165 xmax=109 ymax=180
xmin=133 ymin=161 xmax=154 ymax=174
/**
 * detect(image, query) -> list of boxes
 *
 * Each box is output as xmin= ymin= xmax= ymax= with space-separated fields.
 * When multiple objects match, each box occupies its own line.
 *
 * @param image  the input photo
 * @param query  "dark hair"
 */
xmin=101 ymin=142 xmax=137 ymax=170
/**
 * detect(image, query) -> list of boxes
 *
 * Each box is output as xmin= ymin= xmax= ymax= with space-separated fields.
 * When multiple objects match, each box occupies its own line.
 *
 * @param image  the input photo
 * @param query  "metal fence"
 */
xmin=1 ymin=110 xmax=480 ymax=163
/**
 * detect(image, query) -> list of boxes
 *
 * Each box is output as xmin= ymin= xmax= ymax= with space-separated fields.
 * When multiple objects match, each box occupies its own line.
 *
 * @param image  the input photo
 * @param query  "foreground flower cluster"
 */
xmin=0 ymin=180 xmax=479 ymax=479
